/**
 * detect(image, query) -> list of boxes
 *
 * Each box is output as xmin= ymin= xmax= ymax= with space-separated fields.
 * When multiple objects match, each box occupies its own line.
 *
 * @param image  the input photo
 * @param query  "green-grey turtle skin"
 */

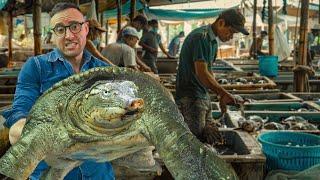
xmin=0 ymin=67 xmax=237 ymax=180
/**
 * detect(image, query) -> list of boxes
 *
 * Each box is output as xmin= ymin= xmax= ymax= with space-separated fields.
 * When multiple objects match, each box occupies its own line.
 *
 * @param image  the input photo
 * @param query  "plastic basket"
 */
xmin=258 ymin=56 xmax=278 ymax=77
xmin=258 ymin=132 xmax=320 ymax=171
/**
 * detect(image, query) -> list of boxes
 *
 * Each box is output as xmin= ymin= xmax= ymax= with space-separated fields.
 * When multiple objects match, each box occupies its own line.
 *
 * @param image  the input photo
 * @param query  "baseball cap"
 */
xmin=122 ymin=26 xmax=140 ymax=39
xmin=88 ymin=19 xmax=107 ymax=32
xmin=219 ymin=9 xmax=249 ymax=35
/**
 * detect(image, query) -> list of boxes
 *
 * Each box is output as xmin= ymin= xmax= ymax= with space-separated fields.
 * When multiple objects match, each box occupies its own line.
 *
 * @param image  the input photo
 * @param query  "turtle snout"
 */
xmin=127 ymin=98 xmax=144 ymax=111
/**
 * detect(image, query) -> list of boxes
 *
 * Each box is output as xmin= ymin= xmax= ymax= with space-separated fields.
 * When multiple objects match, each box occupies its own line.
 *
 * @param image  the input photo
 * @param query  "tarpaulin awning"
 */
xmin=0 ymin=0 xmax=8 ymax=10
xmin=145 ymin=7 xmax=227 ymax=21
xmin=103 ymin=0 xmax=145 ymax=20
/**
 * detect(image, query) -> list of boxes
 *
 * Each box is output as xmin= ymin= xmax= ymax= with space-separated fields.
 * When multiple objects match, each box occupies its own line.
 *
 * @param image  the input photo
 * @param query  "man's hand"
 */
xmin=141 ymin=65 xmax=152 ymax=72
xmin=144 ymin=72 xmax=160 ymax=81
xmin=9 ymin=118 xmax=26 ymax=145
xmin=219 ymin=92 xmax=236 ymax=114
xmin=167 ymin=54 xmax=175 ymax=59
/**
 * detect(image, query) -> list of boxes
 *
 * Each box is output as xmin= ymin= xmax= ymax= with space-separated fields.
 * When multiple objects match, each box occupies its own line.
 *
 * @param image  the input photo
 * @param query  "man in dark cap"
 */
xmin=175 ymin=9 xmax=249 ymax=143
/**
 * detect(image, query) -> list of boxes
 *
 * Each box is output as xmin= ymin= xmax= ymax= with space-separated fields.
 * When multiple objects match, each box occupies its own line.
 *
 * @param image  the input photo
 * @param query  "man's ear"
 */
xmin=217 ymin=19 xmax=226 ymax=27
xmin=83 ymin=22 xmax=89 ymax=36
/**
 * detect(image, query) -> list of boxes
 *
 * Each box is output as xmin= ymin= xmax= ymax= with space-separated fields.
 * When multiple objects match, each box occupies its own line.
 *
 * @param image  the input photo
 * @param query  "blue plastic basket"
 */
xmin=258 ymin=55 xmax=278 ymax=77
xmin=258 ymin=132 xmax=320 ymax=171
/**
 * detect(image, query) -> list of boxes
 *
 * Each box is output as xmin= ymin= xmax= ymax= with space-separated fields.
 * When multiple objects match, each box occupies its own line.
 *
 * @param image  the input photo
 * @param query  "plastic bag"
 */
xmin=274 ymin=25 xmax=291 ymax=61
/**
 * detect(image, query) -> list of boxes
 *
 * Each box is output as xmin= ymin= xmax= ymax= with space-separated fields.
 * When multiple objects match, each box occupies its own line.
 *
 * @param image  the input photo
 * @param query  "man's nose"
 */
xmin=65 ymin=28 xmax=76 ymax=39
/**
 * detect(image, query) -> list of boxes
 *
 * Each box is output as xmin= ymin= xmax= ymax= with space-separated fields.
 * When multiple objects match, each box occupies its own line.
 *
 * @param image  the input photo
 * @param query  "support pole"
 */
xmin=33 ymin=0 xmax=42 ymax=55
xmin=95 ymin=0 xmax=99 ymax=21
xmin=268 ymin=0 xmax=274 ymax=55
xmin=130 ymin=0 xmax=136 ymax=22
xmin=294 ymin=0 xmax=309 ymax=92
xmin=100 ymin=13 xmax=104 ymax=27
xmin=117 ymin=0 xmax=122 ymax=33
xmin=105 ymin=20 xmax=109 ymax=45
xmin=319 ymin=0 xmax=320 ymax=24
xmin=75 ymin=0 xmax=79 ymax=6
xmin=7 ymin=11 xmax=13 ymax=67
xmin=252 ymin=0 xmax=257 ymax=59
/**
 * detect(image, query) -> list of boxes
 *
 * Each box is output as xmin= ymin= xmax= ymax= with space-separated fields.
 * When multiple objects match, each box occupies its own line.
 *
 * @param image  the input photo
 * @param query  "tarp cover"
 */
xmin=146 ymin=7 xmax=227 ymax=21
xmin=0 ymin=0 xmax=8 ymax=10
xmin=103 ymin=0 xmax=236 ymax=21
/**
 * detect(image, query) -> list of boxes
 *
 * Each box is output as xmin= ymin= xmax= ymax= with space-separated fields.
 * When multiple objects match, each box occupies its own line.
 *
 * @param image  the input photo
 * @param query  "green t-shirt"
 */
xmin=176 ymin=25 xmax=218 ymax=100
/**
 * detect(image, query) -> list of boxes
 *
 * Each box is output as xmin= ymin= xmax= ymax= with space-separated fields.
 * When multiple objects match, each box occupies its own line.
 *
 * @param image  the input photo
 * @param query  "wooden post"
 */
xmin=75 ymin=0 xmax=79 ymax=6
xmin=252 ymin=0 xmax=257 ymax=59
xmin=33 ymin=0 xmax=42 ymax=55
xmin=294 ymin=0 xmax=309 ymax=92
xmin=130 ymin=0 xmax=136 ymax=22
xmin=7 ymin=11 xmax=13 ymax=67
xmin=117 ymin=0 xmax=122 ymax=33
xmin=105 ymin=20 xmax=109 ymax=45
xmin=166 ymin=24 xmax=170 ymax=47
xmin=95 ymin=0 xmax=99 ymax=21
xmin=319 ymin=1 xmax=320 ymax=24
xmin=268 ymin=0 xmax=274 ymax=55
xmin=100 ymin=13 xmax=104 ymax=27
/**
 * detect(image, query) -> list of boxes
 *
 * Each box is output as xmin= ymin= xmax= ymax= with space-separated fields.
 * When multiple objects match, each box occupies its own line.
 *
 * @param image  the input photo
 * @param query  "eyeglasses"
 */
xmin=51 ymin=22 xmax=85 ymax=37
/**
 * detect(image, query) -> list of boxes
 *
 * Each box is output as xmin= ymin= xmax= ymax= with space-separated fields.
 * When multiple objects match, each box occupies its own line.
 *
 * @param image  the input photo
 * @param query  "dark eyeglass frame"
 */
xmin=51 ymin=21 xmax=86 ymax=37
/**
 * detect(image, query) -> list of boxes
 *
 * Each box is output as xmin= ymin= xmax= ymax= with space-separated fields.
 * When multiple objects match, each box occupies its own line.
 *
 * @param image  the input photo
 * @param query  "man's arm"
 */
xmin=159 ymin=43 xmax=174 ymax=58
xmin=135 ymin=54 xmax=152 ymax=72
xmin=194 ymin=61 xmax=235 ymax=113
xmin=86 ymin=40 xmax=115 ymax=66
xmin=1 ymin=58 xmax=41 ymax=144
xmin=139 ymin=41 xmax=158 ymax=54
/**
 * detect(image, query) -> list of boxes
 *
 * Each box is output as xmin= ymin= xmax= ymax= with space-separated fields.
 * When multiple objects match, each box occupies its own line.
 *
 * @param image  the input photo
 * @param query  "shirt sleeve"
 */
xmin=2 ymin=57 xmax=41 ymax=128
xmin=191 ymin=34 xmax=209 ymax=63
xmin=122 ymin=45 xmax=137 ymax=67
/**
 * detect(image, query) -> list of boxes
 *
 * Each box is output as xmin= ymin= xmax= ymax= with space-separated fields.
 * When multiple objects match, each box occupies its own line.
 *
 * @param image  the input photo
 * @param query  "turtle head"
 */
xmin=74 ymin=80 xmax=144 ymax=133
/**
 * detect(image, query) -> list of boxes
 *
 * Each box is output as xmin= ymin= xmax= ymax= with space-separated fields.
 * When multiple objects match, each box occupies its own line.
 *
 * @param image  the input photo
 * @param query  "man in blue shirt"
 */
xmin=168 ymin=31 xmax=185 ymax=57
xmin=176 ymin=9 xmax=249 ymax=142
xmin=1 ymin=3 xmax=114 ymax=179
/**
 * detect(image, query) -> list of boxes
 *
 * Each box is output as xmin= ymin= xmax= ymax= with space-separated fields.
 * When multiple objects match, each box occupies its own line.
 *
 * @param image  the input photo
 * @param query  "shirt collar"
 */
xmin=207 ymin=24 xmax=217 ymax=42
xmin=48 ymin=48 xmax=93 ymax=64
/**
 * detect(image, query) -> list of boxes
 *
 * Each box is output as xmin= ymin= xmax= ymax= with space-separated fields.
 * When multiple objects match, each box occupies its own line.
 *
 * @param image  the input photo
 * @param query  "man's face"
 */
xmin=125 ymin=36 xmax=139 ymax=48
xmin=133 ymin=22 xmax=143 ymax=32
xmin=216 ymin=19 xmax=238 ymax=42
xmin=50 ymin=8 xmax=88 ymax=58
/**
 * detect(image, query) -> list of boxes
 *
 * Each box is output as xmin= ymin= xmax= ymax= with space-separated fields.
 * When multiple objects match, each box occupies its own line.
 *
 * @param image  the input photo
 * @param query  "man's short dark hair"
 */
xmin=148 ymin=19 xmax=158 ymax=26
xmin=50 ymin=2 xmax=81 ymax=17
xmin=133 ymin=15 xmax=147 ymax=26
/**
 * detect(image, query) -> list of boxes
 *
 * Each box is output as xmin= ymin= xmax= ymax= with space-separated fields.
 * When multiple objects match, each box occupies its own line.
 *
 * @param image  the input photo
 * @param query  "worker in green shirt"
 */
xmin=176 ymin=9 xmax=249 ymax=142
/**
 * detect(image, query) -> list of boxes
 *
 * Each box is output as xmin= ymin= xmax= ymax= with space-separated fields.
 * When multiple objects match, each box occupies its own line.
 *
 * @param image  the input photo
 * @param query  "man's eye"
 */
xmin=70 ymin=23 xmax=81 ymax=31
xmin=55 ymin=26 xmax=65 ymax=33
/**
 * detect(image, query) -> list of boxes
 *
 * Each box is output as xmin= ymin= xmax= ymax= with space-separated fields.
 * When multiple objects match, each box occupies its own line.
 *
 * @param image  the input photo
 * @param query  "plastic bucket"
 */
xmin=258 ymin=56 xmax=278 ymax=77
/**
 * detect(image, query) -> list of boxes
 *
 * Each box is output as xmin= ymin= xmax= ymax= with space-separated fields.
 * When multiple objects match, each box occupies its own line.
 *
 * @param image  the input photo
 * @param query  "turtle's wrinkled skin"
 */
xmin=0 ymin=67 xmax=237 ymax=180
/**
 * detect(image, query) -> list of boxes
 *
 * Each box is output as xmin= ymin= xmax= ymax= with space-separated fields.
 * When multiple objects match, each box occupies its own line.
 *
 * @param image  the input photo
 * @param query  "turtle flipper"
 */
xmin=0 ymin=124 xmax=71 ymax=179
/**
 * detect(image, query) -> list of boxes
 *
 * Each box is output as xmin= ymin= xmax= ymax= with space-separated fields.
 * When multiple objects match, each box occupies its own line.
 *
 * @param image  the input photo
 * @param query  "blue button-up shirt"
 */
xmin=1 ymin=48 xmax=115 ymax=179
